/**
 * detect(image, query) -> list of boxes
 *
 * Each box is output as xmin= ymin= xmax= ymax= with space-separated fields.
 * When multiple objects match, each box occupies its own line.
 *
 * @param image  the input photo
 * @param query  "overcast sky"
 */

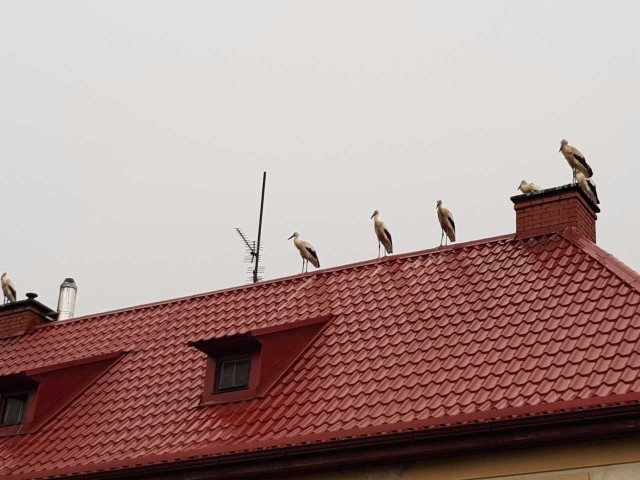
xmin=1 ymin=1 xmax=639 ymax=316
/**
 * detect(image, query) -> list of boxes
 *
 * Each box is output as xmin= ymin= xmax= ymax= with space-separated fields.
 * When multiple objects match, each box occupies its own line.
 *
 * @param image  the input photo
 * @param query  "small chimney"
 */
xmin=57 ymin=278 xmax=78 ymax=321
xmin=511 ymin=184 xmax=600 ymax=242
xmin=0 ymin=294 xmax=56 ymax=338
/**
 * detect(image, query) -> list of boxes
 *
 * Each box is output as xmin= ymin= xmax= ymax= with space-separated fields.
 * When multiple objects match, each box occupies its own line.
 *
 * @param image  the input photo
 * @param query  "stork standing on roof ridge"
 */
xmin=576 ymin=171 xmax=600 ymax=204
xmin=371 ymin=210 xmax=393 ymax=258
xmin=1 ymin=273 xmax=16 ymax=304
xmin=559 ymin=139 xmax=593 ymax=184
xmin=436 ymin=200 xmax=456 ymax=247
xmin=288 ymin=232 xmax=320 ymax=273
xmin=518 ymin=180 xmax=542 ymax=194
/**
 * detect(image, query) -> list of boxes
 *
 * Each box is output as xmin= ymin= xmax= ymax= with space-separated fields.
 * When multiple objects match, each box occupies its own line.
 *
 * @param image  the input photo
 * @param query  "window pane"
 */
xmin=232 ymin=358 xmax=250 ymax=388
xmin=2 ymin=395 xmax=26 ymax=425
xmin=218 ymin=361 xmax=236 ymax=390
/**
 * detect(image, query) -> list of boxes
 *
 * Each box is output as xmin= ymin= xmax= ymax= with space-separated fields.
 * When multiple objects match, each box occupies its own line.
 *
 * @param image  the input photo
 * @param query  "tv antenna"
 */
xmin=235 ymin=172 xmax=267 ymax=283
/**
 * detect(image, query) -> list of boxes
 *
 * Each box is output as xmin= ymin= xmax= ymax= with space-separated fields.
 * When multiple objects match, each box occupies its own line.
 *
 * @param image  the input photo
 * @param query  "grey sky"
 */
xmin=1 ymin=1 xmax=639 ymax=315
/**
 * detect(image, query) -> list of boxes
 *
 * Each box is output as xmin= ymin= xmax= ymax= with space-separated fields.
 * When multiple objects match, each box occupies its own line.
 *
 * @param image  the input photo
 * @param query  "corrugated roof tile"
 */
xmin=1 ymin=232 xmax=640 ymax=478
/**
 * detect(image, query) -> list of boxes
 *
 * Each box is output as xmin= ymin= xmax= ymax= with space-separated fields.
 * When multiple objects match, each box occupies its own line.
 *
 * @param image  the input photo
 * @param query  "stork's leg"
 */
xmin=301 ymin=258 xmax=305 ymax=274
xmin=440 ymin=230 xmax=444 ymax=247
xmin=305 ymin=259 xmax=309 ymax=273
xmin=378 ymin=242 xmax=381 ymax=259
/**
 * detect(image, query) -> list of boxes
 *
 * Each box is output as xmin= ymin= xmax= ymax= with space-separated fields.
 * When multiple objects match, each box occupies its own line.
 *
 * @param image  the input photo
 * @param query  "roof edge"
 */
xmin=562 ymin=230 xmax=640 ymax=294
xmin=14 ymin=396 xmax=640 ymax=480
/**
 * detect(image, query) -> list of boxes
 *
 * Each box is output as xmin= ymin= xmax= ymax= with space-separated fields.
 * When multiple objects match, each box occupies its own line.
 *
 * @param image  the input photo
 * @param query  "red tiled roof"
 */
xmin=1 ymin=231 xmax=640 ymax=478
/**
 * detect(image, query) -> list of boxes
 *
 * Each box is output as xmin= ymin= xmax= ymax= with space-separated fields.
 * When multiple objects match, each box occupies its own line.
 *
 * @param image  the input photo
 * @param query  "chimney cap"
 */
xmin=61 ymin=278 xmax=77 ymax=289
xmin=0 ymin=295 xmax=58 ymax=321
xmin=511 ymin=184 xmax=601 ymax=213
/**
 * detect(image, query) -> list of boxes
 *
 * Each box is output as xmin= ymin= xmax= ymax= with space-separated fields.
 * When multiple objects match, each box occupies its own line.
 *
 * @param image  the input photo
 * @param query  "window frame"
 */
xmin=214 ymin=355 xmax=252 ymax=393
xmin=200 ymin=344 xmax=262 ymax=405
xmin=0 ymin=385 xmax=37 ymax=436
xmin=0 ymin=392 xmax=29 ymax=426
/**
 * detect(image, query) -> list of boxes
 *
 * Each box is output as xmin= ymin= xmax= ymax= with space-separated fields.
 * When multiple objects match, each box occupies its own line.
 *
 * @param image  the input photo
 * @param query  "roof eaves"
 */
xmin=15 ymin=392 xmax=640 ymax=480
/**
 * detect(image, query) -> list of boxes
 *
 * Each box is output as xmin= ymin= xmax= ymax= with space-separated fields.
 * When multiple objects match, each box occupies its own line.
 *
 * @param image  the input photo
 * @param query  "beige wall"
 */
xmin=298 ymin=436 xmax=640 ymax=480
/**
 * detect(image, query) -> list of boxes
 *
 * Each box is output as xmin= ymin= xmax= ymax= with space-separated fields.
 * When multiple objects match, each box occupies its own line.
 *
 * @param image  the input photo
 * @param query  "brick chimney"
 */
xmin=511 ymin=184 xmax=600 ymax=242
xmin=0 ymin=294 xmax=57 ymax=339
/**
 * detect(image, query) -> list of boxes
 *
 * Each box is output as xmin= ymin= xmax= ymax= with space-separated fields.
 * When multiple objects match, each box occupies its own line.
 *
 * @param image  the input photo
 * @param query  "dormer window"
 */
xmin=189 ymin=315 xmax=331 ymax=405
xmin=0 ymin=351 xmax=125 ymax=436
xmin=1 ymin=393 xmax=27 ymax=425
xmin=216 ymin=356 xmax=251 ymax=392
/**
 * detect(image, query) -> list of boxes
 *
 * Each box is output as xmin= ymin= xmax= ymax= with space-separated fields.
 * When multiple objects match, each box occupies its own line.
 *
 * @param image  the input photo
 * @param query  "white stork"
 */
xmin=1 ymin=273 xmax=17 ymax=304
xmin=371 ymin=210 xmax=393 ymax=258
xmin=518 ymin=180 xmax=542 ymax=194
xmin=560 ymin=139 xmax=593 ymax=183
xmin=288 ymin=232 xmax=320 ymax=273
xmin=436 ymin=200 xmax=456 ymax=246
xmin=576 ymin=171 xmax=600 ymax=204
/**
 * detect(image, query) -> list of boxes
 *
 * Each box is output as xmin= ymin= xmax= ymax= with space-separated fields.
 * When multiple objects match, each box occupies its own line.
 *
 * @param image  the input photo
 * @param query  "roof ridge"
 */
xmin=30 ymin=233 xmax=516 ymax=331
xmin=562 ymin=230 xmax=640 ymax=294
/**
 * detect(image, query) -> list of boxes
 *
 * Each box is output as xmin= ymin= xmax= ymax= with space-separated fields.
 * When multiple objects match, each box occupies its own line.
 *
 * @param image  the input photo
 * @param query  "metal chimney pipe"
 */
xmin=57 ymin=278 xmax=77 ymax=321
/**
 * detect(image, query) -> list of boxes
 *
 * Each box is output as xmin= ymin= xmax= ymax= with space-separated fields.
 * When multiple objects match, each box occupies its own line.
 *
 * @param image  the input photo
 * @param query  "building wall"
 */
xmin=298 ymin=435 xmax=640 ymax=480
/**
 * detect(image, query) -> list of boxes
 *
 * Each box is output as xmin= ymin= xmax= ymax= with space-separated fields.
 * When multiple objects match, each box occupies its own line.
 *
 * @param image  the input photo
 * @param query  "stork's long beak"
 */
xmin=559 ymin=147 xmax=562 ymax=152
xmin=287 ymin=234 xmax=295 ymax=240
xmin=370 ymin=213 xmax=375 ymax=219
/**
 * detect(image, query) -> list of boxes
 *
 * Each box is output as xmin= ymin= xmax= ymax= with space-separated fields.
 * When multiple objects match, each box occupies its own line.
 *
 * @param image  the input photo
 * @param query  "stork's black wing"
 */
xmin=573 ymin=153 xmax=594 ymax=177
xmin=384 ymin=228 xmax=393 ymax=253
xmin=308 ymin=247 xmax=320 ymax=267
xmin=448 ymin=215 xmax=456 ymax=233
xmin=588 ymin=179 xmax=600 ymax=204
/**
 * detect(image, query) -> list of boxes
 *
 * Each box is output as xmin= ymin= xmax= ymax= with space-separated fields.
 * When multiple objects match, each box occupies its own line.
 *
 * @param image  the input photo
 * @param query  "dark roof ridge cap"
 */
xmin=28 ymin=233 xmax=517 ymax=332
xmin=562 ymin=231 xmax=640 ymax=294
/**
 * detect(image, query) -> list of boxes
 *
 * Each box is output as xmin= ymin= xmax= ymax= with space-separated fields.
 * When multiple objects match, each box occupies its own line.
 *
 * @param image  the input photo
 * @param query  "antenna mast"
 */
xmin=253 ymin=171 xmax=266 ymax=283
xmin=235 ymin=172 xmax=267 ymax=283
